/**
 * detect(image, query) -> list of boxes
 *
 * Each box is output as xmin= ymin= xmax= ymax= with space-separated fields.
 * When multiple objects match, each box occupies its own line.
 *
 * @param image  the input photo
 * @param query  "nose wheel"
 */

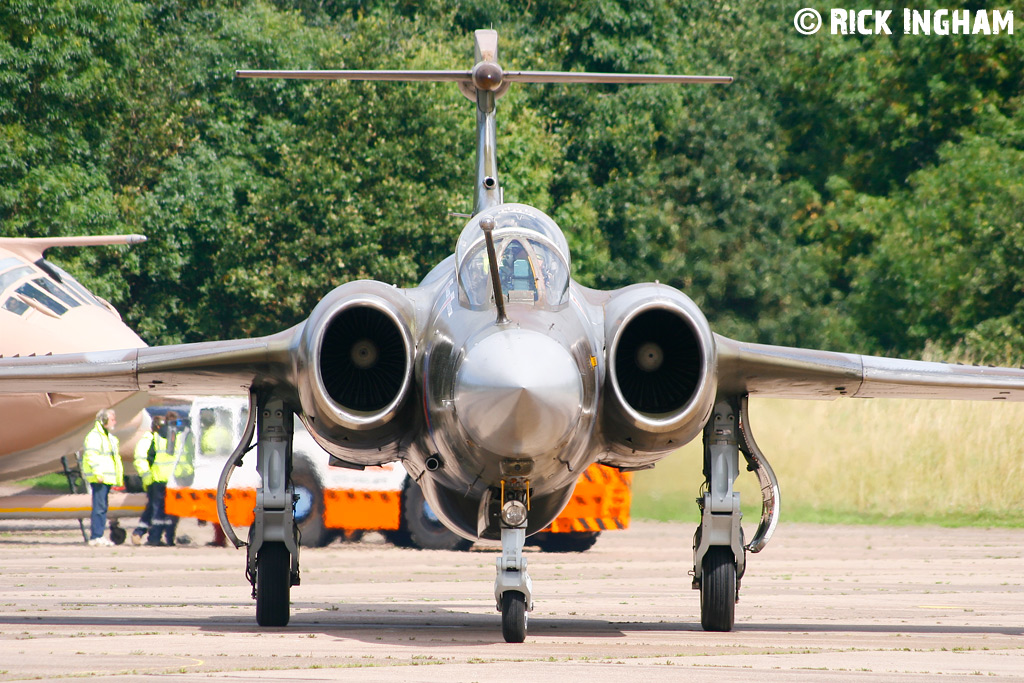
xmin=501 ymin=590 xmax=528 ymax=643
xmin=494 ymin=509 xmax=533 ymax=642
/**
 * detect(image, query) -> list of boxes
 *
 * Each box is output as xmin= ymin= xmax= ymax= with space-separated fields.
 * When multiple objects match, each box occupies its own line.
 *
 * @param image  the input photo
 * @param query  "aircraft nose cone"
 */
xmin=454 ymin=329 xmax=583 ymax=458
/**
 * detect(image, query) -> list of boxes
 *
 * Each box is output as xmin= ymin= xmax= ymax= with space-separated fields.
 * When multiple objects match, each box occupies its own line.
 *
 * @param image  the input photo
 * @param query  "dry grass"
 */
xmin=633 ymin=397 xmax=1024 ymax=526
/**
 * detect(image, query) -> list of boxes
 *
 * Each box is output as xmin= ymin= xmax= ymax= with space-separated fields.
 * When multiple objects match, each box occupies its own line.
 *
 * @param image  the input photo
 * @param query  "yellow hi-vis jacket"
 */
xmin=133 ymin=431 xmax=178 ymax=488
xmin=172 ymin=429 xmax=195 ymax=486
xmin=82 ymin=421 xmax=123 ymax=486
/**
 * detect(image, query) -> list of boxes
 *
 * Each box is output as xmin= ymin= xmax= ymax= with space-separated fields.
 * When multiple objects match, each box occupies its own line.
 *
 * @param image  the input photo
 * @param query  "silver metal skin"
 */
xmin=6 ymin=28 xmax=1024 ymax=634
xmin=295 ymin=280 xmax=417 ymax=454
xmin=235 ymin=71 xmax=733 ymax=85
xmin=693 ymin=399 xmax=746 ymax=588
xmin=454 ymin=329 xmax=583 ymax=459
xmin=479 ymin=217 xmax=508 ymax=323
xmin=495 ymin=526 xmax=533 ymax=612
xmin=415 ymin=266 xmax=601 ymax=540
xmin=247 ymin=395 xmax=300 ymax=590
xmin=234 ymin=71 xmax=734 ymax=86
xmin=601 ymin=284 xmax=719 ymax=467
xmin=216 ymin=391 xmax=258 ymax=549
xmin=471 ymin=33 xmax=503 ymax=216
xmin=737 ymin=395 xmax=780 ymax=554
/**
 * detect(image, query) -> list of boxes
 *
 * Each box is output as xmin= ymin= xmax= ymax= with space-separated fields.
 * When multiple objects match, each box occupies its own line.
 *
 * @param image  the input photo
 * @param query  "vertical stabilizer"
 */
xmin=468 ymin=30 xmax=505 ymax=215
xmin=235 ymin=30 xmax=730 ymax=217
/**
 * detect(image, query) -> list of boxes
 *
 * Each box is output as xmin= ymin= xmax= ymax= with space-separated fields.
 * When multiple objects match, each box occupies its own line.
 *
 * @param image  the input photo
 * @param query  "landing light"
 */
xmin=501 ymin=500 xmax=528 ymax=528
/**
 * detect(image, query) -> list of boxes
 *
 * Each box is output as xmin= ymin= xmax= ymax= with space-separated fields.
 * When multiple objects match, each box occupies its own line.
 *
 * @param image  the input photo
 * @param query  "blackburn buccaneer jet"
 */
xmin=3 ymin=30 xmax=1024 ymax=642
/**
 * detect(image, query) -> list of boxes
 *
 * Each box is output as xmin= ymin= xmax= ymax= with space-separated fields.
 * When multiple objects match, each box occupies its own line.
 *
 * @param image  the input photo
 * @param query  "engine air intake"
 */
xmin=319 ymin=307 xmax=407 ymax=412
xmin=614 ymin=309 xmax=702 ymax=415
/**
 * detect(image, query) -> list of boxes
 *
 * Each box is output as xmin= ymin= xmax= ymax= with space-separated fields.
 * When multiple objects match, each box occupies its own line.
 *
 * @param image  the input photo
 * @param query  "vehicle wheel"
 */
xmin=530 ymin=531 xmax=599 ymax=553
xmin=700 ymin=545 xmax=736 ymax=632
xmin=501 ymin=590 xmax=528 ymax=643
xmin=401 ymin=477 xmax=472 ymax=551
xmin=291 ymin=460 xmax=330 ymax=548
xmin=383 ymin=527 xmax=414 ymax=548
xmin=255 ymin=541 xmax=290 ymax=627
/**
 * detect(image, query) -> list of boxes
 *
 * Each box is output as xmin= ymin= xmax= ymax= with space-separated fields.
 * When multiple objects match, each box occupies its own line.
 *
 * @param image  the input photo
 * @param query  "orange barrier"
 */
xmin=323 ymin=489 xmax=401 ymax=531
xmin=165 ymin=487 xmax=256 ymax=527
xmin=541 ymin=464 xmax=632 ymax=533
xmin=167 ymin=463 xmax=631 ymax=536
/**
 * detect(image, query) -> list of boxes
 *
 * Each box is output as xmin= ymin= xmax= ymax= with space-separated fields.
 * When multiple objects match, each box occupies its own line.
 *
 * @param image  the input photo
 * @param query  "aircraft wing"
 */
xmin=0 ymin=328 xmax=298 ymax=396
xmin=715 ymin=334 xmax=1024 ymax=401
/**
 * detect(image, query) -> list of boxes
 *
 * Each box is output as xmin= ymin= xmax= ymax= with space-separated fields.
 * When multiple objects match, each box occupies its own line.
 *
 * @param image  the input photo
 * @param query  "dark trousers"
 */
xmin=89 ymin=482 xmax=111 ymax=540
xmin=143 ymin=482 xmax=172 ymax=543
xmin=132 ymin=497 xmax=153 ymax=537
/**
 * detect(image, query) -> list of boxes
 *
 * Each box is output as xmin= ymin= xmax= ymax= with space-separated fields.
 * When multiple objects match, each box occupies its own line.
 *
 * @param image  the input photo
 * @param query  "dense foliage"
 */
xmin=2 ymin=0 xmax=1022 ymax=362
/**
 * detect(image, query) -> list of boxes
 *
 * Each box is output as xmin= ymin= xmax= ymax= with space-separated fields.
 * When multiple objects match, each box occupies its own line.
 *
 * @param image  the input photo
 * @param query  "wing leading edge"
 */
xmin=716 ymin=335 xmax=1024 ymax=401
xmin=4 ymin=330 xmax=1023 ymax=403
xmin=0 ymin=328 xmax=298 ymax=396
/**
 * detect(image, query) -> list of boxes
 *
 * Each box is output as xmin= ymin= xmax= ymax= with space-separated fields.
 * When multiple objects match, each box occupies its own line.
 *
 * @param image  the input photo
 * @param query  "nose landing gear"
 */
xmin=495 ymin=524 xmax=531 ymax=642
xmin=494 ymin=487 xmax=532 ymax=643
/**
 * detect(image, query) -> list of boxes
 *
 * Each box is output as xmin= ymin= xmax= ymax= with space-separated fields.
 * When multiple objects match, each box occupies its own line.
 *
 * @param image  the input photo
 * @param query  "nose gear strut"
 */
xmin=494 ymin=478 xmax=532 ymax=643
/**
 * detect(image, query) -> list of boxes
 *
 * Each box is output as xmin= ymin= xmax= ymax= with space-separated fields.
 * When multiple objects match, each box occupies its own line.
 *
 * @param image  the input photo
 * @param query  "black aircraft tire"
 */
xmin=255 ymin=541 xmax=290 ymax=627
xmin=530 ymin=531 xmax=599 ymax=553
xmin=501 ymin=590 xmax=528 ymax=643
xmin=291 ymin=461 xmax=331 ymax=548
xmin=700 ymin=545 xmax=736 ymax=632
xmin=401 ymin=478 xmax=472 ymax=551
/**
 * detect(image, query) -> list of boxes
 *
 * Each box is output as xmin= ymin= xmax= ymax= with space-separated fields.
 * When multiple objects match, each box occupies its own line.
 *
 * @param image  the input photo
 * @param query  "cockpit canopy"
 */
xmin=455 ymin=204 xmax=571 ymax=311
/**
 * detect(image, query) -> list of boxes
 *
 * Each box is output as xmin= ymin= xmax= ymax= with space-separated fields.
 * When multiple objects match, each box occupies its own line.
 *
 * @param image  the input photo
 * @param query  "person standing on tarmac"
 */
xmin=131 ymin=415 xmax=160 ymax=544
xmin=130 ymin=412 xmax=181 ymax=546
xmin=82 ymin=409 xmax=122 ymax=546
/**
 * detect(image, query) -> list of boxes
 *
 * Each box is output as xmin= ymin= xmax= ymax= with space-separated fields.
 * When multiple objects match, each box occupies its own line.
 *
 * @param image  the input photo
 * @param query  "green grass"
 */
xmin=633 ymin=397 xmax=1024 ymax=529
xmin=13 ymin=472 xmax=74 ymax=492
xmin=778 ymin=506 xmax=1024 ymax=528
xmin=633 ymin=495 xmax=1024 ymax=528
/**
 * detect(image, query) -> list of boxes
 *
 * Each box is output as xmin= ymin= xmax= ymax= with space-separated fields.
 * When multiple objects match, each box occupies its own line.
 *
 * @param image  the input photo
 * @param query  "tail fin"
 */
xmin=0 ymin=235 xmax=146 ymax=263
xmin=236 ymin=29 xmax=732 ymax=215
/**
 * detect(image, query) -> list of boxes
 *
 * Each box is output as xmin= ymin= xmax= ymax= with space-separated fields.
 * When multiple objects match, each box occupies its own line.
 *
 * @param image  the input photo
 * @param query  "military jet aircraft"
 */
xmin=0 ymin=234 xmax=150 ymax=482
xmin=4 ymin=30 xmax=1024 ymax=642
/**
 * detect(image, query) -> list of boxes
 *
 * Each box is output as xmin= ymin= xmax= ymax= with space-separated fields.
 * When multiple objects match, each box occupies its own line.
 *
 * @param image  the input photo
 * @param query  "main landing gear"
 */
xmin=216 ymin=391 xmax=301 ymax=627
xmin=692 ymin=395 xmax=780 ymax=631
xmin=249 ymin=394 xmax=301 ymax=626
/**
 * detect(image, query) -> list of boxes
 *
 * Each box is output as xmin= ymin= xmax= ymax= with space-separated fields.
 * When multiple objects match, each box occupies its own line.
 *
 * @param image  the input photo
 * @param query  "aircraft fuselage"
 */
xmin=414 ymin=268 xmax=603 ymax=539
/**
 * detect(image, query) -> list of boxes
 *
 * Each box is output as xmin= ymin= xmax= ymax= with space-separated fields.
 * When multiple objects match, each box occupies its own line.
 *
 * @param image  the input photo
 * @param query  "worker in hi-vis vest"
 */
xmin=130 ymin=412 xmax=181 ymax=546
xmin=82 ymin=409 xmax=122 ymax=546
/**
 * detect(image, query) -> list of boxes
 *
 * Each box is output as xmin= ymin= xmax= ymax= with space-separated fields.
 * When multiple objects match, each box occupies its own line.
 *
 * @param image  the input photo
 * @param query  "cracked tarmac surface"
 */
xmin=1 ymin=518 xmax=1022 ymax=681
